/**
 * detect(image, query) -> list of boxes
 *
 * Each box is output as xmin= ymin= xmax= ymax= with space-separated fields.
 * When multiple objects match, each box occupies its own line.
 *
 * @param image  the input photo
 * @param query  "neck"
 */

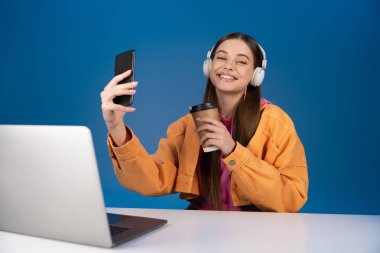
xmin=216 ymin=91 xmax=244 ymax=119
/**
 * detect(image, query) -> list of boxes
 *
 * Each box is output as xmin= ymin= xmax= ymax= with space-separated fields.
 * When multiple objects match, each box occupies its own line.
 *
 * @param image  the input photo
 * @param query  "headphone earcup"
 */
xmin=251 ymin=67 xmax=265 ymax=87
xmin=203 ymin=58 xmax=211 ymax=77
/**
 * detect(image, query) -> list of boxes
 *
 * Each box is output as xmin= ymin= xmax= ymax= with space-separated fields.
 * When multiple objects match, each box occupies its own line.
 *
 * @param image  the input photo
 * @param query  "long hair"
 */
xmin=200 ymin=32 xmax=264 ymax=210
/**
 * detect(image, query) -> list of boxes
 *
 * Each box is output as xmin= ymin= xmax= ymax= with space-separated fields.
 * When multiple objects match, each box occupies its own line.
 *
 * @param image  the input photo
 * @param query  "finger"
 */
xmin=113 ymin=88 xmax=137 ymax=97
xmin=104 ymin=89 xmax=137 ymax=102
xmin=196 ymin=117 xmax=225 ymax=127
xmin=112 ymin=69 xmax=132 ymax=84
xmin=196 ymin=123 xmax=223 ymax=134
xmin=116 ymin=81 xmax=138 ymax=90
xmin=103 ymin=103 xmax=136 ymax=113
xmin=199 ymin=132 xmax=220 ymax=145
xmin=203 ymin=139 xmax=221 ymax=150
xmin=112 ymin=104 xmax=136 ymax=113
xmin=101 ymin=89 xmax=136 ymax=104
xmin=102 ymin=82 xmax=137 ymax=101
xmin=104 ymin=70 xmax=132 ymax=90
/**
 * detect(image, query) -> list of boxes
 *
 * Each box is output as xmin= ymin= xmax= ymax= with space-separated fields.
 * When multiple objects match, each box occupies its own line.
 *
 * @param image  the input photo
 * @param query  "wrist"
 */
xmin=109 ymin=124 xmax=128 ymax=147
xmin=222 ymin=141 xmax=237 ymax=158
xmin=107 ymin=121 xmax=123 ymax=132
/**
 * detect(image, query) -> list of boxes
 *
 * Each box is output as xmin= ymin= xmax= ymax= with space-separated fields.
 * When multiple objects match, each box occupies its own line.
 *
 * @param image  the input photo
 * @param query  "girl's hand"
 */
xmin=100 ymin=70 xmax=138 ymax=130
xmin=196 ymin=117 xmax=236 ymax=157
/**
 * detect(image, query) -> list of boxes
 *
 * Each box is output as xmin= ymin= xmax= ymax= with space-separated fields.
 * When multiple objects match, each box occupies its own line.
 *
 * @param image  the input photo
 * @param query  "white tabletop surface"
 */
xmin=1 ymin=208 xmax=380 ymax=253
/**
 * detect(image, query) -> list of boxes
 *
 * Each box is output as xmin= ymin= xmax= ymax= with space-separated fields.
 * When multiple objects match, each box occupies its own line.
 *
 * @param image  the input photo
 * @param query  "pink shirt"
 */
xmin=186 ymin=98 xmax=271 ymax=211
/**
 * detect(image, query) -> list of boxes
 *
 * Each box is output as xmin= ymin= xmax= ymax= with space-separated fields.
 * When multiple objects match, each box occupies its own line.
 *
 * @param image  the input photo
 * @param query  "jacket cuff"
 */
xmin=107 ymin=125 xmax=140 ymax=160
xmin=222 ymin=142 xmax=253 ymax=172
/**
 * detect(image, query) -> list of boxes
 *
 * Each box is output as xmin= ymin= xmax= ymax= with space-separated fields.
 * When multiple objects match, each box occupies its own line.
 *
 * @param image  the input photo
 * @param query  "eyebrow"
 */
xmin=215 ymin=50 xmax=251 ymax=61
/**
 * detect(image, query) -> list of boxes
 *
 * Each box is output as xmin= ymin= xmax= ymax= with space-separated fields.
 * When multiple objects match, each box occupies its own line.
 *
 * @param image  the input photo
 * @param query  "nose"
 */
xmin=224 ymin=62 xmax=233 ymax=70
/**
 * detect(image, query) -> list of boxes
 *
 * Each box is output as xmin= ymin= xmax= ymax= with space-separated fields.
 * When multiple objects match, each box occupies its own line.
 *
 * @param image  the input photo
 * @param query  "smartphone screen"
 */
xmin=113 ymin=49 xmax=135 ymax=106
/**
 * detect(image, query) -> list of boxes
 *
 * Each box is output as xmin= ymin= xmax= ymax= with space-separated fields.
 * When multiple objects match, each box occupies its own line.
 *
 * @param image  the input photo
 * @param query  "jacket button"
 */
xmin=242 ymin=195 xmax=248 ymax=201
xmin=229 ymin=160 xmax=236 ymax=166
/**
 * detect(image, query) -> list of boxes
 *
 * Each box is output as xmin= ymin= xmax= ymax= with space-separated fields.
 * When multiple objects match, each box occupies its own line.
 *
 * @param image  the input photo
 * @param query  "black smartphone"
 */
xmin=113 ymin=49 xmax=135 ymax=106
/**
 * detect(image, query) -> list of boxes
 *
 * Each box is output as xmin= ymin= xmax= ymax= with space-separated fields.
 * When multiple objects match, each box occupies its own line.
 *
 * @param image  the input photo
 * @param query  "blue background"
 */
xmin=1 ymin=0 xmax=379 ymax=214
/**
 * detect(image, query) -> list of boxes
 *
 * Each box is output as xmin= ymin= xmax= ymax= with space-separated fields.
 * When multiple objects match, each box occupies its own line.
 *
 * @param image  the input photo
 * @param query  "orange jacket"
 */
xmin=107 ymin=103 xmax=308 ymax=212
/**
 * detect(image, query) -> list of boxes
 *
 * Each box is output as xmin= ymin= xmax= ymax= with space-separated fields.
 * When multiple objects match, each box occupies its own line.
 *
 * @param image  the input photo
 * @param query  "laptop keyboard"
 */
xmin=110 ymin=225 xmax=131 ymax=237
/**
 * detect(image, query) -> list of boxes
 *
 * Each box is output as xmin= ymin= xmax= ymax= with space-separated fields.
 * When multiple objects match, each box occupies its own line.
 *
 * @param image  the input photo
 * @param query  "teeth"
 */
xmin=220 ymin=74 xmax=235 ymax=80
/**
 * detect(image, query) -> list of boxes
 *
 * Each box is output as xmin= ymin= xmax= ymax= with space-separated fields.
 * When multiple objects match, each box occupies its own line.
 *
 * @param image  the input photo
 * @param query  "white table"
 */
xmin=1 ymin=208 xmax=379 ymax=253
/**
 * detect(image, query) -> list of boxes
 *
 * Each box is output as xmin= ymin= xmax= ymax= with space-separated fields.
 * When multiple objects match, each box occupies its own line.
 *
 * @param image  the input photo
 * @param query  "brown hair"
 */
xmin=200 ymin=32 xmax=264 ymax=210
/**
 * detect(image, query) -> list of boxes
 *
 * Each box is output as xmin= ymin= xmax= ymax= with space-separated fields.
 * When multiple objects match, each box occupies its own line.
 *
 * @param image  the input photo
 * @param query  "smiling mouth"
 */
xmin=219 ymin=74 xmax=237 ymax=82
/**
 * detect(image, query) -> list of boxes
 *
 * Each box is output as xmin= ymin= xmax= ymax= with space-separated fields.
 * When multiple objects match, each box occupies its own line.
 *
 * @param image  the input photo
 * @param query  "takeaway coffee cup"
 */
xmin=189 ymin=102 xmax=220 ymax=152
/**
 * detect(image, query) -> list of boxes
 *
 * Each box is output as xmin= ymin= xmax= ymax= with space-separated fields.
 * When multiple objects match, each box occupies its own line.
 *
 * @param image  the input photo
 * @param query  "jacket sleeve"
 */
xmin=223 ymin=109 xmax=309 ymax=212
xmin=107 ymin=117 xmax=186 ymax=196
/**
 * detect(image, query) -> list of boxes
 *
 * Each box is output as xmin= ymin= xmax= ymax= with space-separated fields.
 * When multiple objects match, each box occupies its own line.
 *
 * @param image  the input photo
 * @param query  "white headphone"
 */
xmin=203 ymin=44 xmax=267 ymax=87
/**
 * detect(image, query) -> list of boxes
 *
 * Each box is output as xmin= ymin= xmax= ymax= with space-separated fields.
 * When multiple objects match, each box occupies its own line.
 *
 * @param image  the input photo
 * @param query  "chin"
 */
xmin=214 ymin=86 xmax=242 ymax=95
xmin=212 ymin=81 xmax=245 ymax=93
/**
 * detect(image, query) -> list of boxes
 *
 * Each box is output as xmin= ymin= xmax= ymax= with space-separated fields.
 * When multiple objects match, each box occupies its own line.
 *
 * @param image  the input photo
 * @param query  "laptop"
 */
xmin=0 ymin=125 xmax=167 ymax=248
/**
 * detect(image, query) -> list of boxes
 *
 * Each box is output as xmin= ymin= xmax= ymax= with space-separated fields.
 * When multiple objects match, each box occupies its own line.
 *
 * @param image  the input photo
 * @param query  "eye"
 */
xmin=237 ymin=61 xmax=247 ymax=65
xmin=215 ymin=56 xmax=226 ymax=61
